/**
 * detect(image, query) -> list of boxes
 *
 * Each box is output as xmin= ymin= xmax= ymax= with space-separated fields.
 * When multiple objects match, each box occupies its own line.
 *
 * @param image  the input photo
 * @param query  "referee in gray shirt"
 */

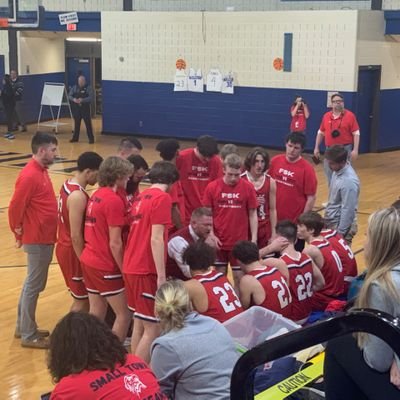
xmin=324 ymin=145 xmax=360 ymax=244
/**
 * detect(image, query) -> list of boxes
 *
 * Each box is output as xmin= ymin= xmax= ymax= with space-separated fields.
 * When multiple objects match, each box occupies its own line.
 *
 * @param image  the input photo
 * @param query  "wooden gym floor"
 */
xmin=0 ymin=118 xmax=398 ymax=399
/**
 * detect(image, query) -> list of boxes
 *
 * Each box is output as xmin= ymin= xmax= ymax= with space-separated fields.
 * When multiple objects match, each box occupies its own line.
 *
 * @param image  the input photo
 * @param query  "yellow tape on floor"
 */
xmin=255 ymin=352 xmax=325 ymax=400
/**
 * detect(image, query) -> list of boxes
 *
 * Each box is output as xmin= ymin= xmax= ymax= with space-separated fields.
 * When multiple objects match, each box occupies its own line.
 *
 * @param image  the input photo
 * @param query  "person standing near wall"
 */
xmin=10 ymin=70 xmax=26 ymax=132
xmin=324 ymin=145 xmax=360 ymax=245
xmin=290 ymin=95 xmax=310 ymax=133
xmin=69 ymin=75 xmax=95 ymax=144
xmin=8 ymin=132 xmax=58 ymax=349
xmin=2 ymin=74 xmax=16 ymax=139
xmin=314 ymin=93 xmax=360 ymax=186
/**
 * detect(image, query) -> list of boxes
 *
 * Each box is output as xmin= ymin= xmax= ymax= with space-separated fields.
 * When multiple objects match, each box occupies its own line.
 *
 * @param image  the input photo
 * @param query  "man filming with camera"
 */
xmin=313 ymin=93 xmax=360 ymax=186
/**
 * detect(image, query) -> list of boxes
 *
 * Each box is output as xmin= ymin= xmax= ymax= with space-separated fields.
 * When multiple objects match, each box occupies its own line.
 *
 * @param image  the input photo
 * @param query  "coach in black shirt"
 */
xmin=68 ymin=75 xmax=95 ymax=144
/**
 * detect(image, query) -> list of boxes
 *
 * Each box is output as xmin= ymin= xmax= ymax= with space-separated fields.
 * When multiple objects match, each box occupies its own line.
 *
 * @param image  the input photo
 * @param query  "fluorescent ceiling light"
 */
xmin=66 ymin=37 xmax=101 ymax=42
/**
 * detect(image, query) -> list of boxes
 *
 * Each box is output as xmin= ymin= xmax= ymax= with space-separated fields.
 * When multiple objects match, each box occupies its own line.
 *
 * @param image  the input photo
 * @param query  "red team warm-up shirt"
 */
xmin=57 ymin=180 xmax=88 ymax=246
xmin=176 ymin=148 xmax=222 ymax=223
xmin=123 ymin=187 xmax=172 ymax=275
xmin=268 ymin=155 xmax=317 ymax=222
xmin=203 ymin=178 xmax=258 ymax=250
xmin=248 ymin=266 xmax=292 ymax=318
xmin=281 ymin=252 xmax=314 ymax=322
xmin=50 ymin=354 xmax=166 ymax=400
xmin=192 ymin=269 xmax=243 ymax=323
xmin=8 ymin=158 xmax=58 ymax=244
xmin=310 ymin=239 xmax=344 ymax=297
xmin=80 ymin=187 xmax=126 ymax=271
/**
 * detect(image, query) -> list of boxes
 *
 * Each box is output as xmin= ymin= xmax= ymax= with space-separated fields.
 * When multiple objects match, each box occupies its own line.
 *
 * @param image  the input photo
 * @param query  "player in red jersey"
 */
xmin=167 ymin=207 xmax=214 ymax=280
xmin=183 ymin=241 xmax=243 ymax=323
xmin=321 ymin=228 xmax=358 ymax=294
xmin=297 ymin=212 xmax=345 ymax=311
xmin=56 ymin=152 xmax=103 ymax=312
xmin=242 ymin=147 xmax=277 ymax=248
xmin=48 ymin=312 xmax=166 ymax=400
xmin=203 ymin=153 xmax=258 ymax=289
xmin=276 ymin=220 xmax=325 ymax=324
xmin=233 ymin=241 xmax=292 ymax=318
xmin=123 ymin=161 xmax=179 ymax=363
xmin=156 ymin=138 xmax=185 ymax=233
xmin=80 ymin=156 xmax=133 ymax=342
xmin=176 ymin=135 xmax=222 ymax=224
xmin=268 ymin=133 xmax=317 ymax=250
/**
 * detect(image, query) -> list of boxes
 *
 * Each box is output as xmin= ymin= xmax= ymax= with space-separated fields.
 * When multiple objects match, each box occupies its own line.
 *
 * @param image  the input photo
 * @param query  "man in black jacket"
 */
xmin=68 ymin=75 xmax=94 ymax=144
xmin=10 ymin=70 xmax=26 ymax=132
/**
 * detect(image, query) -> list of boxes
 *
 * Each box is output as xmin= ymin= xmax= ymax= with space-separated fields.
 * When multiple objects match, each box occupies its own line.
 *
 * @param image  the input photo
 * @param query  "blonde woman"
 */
xmin=150 ymin=280 xmax=238 ymax=400
xmin=324 ymin=207 xmax=400 ymax=400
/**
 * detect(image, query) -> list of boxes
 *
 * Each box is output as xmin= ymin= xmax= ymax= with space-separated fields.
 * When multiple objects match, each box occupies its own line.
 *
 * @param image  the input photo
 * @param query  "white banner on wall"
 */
xmin=221 ymin=72 xmax=234 ymax=95
xmin=58 ymin=12 xmax=79 ymax=25
xmin=174 ymin=69 xmax=188 ymax=91
xmin=206 ymin=68 xmax=223 ymax=92
xmin=188 ymin=68 xmax=204 ymax=93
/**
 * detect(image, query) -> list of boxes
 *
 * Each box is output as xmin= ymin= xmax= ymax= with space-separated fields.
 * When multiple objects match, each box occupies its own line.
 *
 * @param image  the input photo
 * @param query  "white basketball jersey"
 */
xmin=174 ymin=69 xmax=188 ymax=92
xmin=188 ymin=68 xmax=204 ymax=93
xmin=206 ymin=68 xmax=223 ymax=92
xmin=222 ymin=72 xmax=234 ymax=95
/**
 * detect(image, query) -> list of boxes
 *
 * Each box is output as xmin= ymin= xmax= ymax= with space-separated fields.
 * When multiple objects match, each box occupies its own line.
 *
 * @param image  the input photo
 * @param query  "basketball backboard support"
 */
xmin=0 ymin=0 xmax=43 ymax=29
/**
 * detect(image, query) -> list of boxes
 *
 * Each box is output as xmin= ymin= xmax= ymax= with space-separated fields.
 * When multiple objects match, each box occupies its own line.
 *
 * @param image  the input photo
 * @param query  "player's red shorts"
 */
xmin=81 ymin=263 xmax=125 ymax=297
xmin=216 ymin=249 xmax=241 ymax=271
xmin=55 ymin=243 xmax=87 ymax=299
xmin=124 ymin=273 xmax=158 ymax=323
xmin=257 ymin=222 xmax=272 ymax=249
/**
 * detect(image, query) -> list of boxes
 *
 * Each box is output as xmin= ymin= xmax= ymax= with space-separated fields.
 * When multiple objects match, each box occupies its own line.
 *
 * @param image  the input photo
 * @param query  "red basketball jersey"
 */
xmin=321 ymin=229 xmax=358 ymax=279
xmin=310 ymin=239 xmax=344 ymax=297
xmin=248 ymin=266 xmax=292 ymax=318
xmin=193 ymin=269 xmax=243 ymax=323
xmin=281 ymin=252 xmax=314 ymax=322
xmin=57 ymin=180 xmax=88 ymax=247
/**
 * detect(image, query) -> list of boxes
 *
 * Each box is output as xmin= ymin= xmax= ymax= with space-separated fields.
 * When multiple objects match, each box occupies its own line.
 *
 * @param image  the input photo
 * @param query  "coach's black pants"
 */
xmin=72 ymin=104 xmax=94 ymax=142
xmin=324 ymin=334 xmax=400 ymax=400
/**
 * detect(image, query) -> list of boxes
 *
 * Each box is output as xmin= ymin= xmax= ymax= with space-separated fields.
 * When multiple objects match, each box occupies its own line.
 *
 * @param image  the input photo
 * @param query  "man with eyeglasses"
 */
xmin=313 ymin=93 xmax=360 ymax=186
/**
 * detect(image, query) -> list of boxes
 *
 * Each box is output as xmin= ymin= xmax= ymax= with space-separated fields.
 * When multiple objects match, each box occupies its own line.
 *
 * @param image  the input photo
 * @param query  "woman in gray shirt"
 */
xmin=151 ymin=280 xmax=238 ymax=400
xmin=324 ymin=207 xmax=400 ymax=399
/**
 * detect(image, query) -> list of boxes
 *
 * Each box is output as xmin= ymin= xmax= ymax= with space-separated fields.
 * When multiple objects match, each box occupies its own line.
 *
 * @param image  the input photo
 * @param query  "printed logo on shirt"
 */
xmin=218 ymin=192 xmax=243 ymax=209
xmin=276 ymin=168 xmax=296 ymax=187
xmin=124 ymin=373 xmax=147 ymax=395
xmin=257 ymin=193 xmax=266 ymax=220
xmin=188 ymin=165 xmax=210 ymax=181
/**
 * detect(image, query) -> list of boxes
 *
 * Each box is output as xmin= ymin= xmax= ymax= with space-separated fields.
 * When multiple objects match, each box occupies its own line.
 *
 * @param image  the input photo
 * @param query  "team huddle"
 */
xmin=8 ymin=132 xmax=358 ymax=364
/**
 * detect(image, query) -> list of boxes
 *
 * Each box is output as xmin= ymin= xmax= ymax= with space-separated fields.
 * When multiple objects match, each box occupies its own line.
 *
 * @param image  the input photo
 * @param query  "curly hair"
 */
xmin=47 ymin=312 xmax=127 ymax=383
xmin=97 ymin=156 xmax=133 ymax=187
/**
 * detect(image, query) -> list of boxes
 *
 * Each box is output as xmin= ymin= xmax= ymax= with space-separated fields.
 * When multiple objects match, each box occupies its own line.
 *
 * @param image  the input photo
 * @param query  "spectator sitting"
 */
xmin=151 ymin=280 xmax=238 ymax=400
xmin=48 ymin=312 xmax=166 ymax=399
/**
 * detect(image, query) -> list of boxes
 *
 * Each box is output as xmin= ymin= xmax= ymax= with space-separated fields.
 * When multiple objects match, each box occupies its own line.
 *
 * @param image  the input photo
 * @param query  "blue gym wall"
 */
xmin=102 ymin=81 xmax=362 ymax=151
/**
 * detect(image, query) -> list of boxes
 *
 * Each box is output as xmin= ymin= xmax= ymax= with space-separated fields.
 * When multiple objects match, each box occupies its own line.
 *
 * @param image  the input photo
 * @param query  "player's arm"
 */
xmin=303 ymin=245 xmax=324 ymax=270
xmin=249 ymin=208 xmax=258 ymax=243
xmin=314 ymin=130 xmax=325 ymax=158
xmin=259 ymin=236 xmax=289 ymax=258
xmin=303 ymin=103 xmax=310 ymax=119
xmin=239 ymin=275 xmax=255 ymax=309
xmin=303 ymin=194 xmax=316 ymax=213
xmin=67 ymin=190 xmax=87 ymax=258
xmin=151 ymin=224 xmax=167 ymax=288
xmin=183 ymin=279 xmax=208 ymax=313
xmin=109 ymin=226 xmax=123 ymax=271
xmin=8 ymin=174 xmax=35 ymax=241
xmin=269 ymin=178 xmax=277 ymax=238
xmin=290 ymin=104 xmax=299 ymax=117
xmin=311 ymin=260 xmax=325 ymax=291
xmin=171 ymin=203 xmax=183 ymax=230
xmin=351 ymin=130 xmax=360 ymax=160
xmin=262 ymin=258 xmax=289 ymax=282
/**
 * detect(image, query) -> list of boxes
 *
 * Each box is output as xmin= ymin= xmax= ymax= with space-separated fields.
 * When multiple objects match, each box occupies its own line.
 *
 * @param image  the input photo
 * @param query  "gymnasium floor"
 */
xmin=0 ymin=118 xmax=398 ymax=399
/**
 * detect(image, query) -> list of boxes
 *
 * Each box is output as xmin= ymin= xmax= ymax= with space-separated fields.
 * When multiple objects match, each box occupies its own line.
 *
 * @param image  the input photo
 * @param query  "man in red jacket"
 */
xmin=8 ymin=132 xmax=58 ymax=349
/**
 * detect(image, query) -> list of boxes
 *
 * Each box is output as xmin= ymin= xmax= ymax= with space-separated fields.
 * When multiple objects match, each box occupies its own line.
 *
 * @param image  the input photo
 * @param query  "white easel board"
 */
xmin=38 ymin=82 xmax=73 ymax=133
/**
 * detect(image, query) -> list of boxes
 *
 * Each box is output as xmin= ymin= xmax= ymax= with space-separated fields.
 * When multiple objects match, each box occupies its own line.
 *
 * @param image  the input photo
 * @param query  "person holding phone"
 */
xmin=290 ymin=95 xmax=310 ymax=133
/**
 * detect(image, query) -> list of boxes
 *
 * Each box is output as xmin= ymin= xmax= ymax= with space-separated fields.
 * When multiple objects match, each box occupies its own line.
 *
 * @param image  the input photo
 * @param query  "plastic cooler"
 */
xmin=223 ymin=306 xmax=300 ymax=352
